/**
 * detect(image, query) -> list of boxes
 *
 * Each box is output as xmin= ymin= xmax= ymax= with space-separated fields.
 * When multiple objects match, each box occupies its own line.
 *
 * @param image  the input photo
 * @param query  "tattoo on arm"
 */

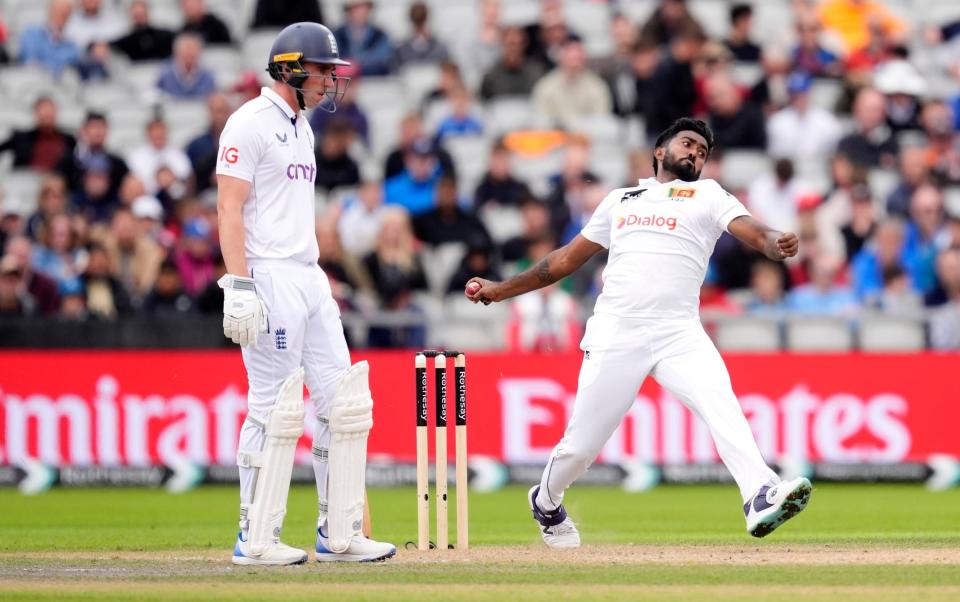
xmin=535 ymin=257 xmax=556 ymax=284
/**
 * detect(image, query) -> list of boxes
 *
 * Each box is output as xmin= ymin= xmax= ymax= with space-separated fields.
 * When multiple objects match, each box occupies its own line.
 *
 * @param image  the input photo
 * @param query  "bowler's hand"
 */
xmin=465 ymin=277 xmax=502 ymax=305
xmin=776 ymin=232 xmax=799 ymax=259
xmin=218 ymin=275 xmax=268 ymax=347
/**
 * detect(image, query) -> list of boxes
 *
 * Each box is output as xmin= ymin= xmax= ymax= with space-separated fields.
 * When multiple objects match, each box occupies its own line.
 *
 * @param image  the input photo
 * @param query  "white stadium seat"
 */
xmin=858 ymin=314 xmax=927 ymax=352
xmin=714 ymin=317 xmax=781 ymax=352
xmin=786 ymin=317 xmax=854 ymax=352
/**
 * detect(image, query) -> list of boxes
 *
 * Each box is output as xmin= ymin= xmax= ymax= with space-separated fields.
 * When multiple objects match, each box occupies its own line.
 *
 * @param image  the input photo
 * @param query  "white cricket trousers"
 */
xmin=237 ymin=259 xmax=350 ymax=528
xmin=536 ymin=313 xmax=778 ymax=511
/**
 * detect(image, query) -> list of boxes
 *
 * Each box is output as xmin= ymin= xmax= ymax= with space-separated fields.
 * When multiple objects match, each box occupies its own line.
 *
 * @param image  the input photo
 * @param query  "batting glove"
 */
xmin=218 ymin=274 xmax=267 ymax=348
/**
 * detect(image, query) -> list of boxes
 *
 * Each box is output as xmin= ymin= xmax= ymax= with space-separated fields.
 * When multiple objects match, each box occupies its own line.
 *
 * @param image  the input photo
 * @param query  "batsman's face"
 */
xmin=299 ymin=62 xmax=339 ymax=109
xmin=659 ymin=131 xmax=708 ymax=182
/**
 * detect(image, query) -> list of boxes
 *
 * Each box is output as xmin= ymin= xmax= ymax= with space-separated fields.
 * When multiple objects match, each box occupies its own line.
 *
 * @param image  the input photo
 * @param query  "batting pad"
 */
xmin=327 ymin=361 xmax=374 ymax=553
xmin=241 ymin=367 xmax=305 ymax=557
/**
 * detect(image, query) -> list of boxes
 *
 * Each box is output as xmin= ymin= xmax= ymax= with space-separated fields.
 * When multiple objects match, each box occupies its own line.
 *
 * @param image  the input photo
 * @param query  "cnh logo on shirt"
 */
xmin=616 ymin=213 xmax=678 ymax=230
xmin=286 ymin=163 xmax=316 ymax=182
xmin=219 ymin=146 xmax=239 ymax=164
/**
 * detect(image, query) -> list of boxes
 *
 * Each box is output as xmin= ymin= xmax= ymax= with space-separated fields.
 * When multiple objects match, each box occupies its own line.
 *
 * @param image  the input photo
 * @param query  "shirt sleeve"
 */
xmin=713 ymin=183 xmax=751 ymax=231
xmin=215 ymin=116 xmax=262 ymax=183
xmin=579 ymin=190 xmax=620 ymax=248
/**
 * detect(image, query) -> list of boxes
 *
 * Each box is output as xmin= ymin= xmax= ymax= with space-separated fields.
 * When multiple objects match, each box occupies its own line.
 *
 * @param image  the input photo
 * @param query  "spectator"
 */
xmin=927 ymin=247 xmax=960 ymax=307
xmin=173 ymin=218 xmax=215 ymax=296
xmin=874 ymin=60 xmax=925 ymax=133
xmin=185 ymin=92 xmax=233 ymax=194
xmin=628 ymin=40 xmax=661 ymax=122
xmin=725 ymin=4 xmax=761 ymax=62
xmin=70 ymin=154 xmax=120 ymax=224
xmin=501 ymin=196 xmax=553 ymax=262
xmin=590 ymin=14 xmax=640 ymax=115
xmin=395 ymin=2 xmax=449 ymax=67
xmin=851 ymin=218 xmax=908 ymax=300
xmin=126 ymin=118 xmax=193 ymax=196
xmin=334 ymin=1 xmax=393 ymax=76
xmin=156 ymin=33 xmax=217 ymax=99
xmin=180 ymin=0 xmax=232 ymax=46
xmin=195 ymin=251 xmax=226 ymax=314
xmin=887 ymin=146 xmax=930 ymax=218
xmin=0 ymin=255 xmax=35 ymax=316
xmin=456 ymin=0 xmax=501 ymax=77
xmin=250 ymin=0 xmax=323 ymax=30
xmin=930 ymin=248 xmax=960 ymax=349
xmin=751 ymin=45 xmax=793 ymax=114
xmin=58 ymin=112 xmax=129 ymax=198
xmin=142 ymin=259 xmax=194 ymax=315
xmin=384 ymin=139 xmax=443 ymax=216
xmin=747 ymin=159 xmax=801 ymax=234
xmin=0 ymin=16 xmax=10 ymax=64
xmin=837 ymin=88 xmax=898 ymax=168
xmin=57 ymin=278 xmax=88 ymax=320
xmin=871 ymin=264 xmax=922 ymax=316
xmin=645 ymin=22 xmax=704 ymax=138
xmin=840 ymin=187 xmax=877 ymax=260
xmin=433 ymin=87 xmax=484 ymax=142
xmin=817 ymin=0 xmax=907 ymax=56
xmin=64 ymin=0 xmax=125 ymax=52
xmin=0 ymin=201 xmax=27 ymax=264
xmin=446 ymin=239 xmax=501 ymax=296
xmin=505 ymin=236 xmax=581 ymax=351
xmin=81 ymin=242 xmax=131 ymax=319
xmin=919 ymin=99 xmax=960 ymax=185
xmin=479 ymin=27 xmax=546 ymax=101
xmin=362 ymin=207 xmax=427 ymax=348
xmin=32 ymin=213 xmax=86 ymax=293
xmin=112 ymin=0 xmax=175 ymax=62
xmin=17 ymin=0 xmax=81 ymax=78
xmin=560 ymin=181 xmax=606 ymax=245
xmin=316 ymin=213 xmax=375 ymax=313
xmin=786 ymin=253 xmax=858 ymax=315
xmin=767 ymin=72 xmax=842 ymax=160
xmin=903 ymin=185 xmax=946 ymax=296
xmin=26 ymin=175 xmax=69 ymax=241
xmin=704 ymin=74 xmax=766 ymax=150
xmin=384 ymin=114 xmax=455 ymax=181
xmin=309 ymin=64 xmax=368 ymax=145
xmin=691 ymin=41 xmax=735 ymax=116
xmin=544 ymin=136 xmax=598 ymax=239
xmin=3 ymin=236 xmax=60 ymax=315
xmin=413 ymin=176 xmax=491 ymax=248
xmin=815 ymin=160 xmax=866 ymax=260
xmin=338 ymin=181 xmax=386 ymax=259
xmin=744 ymin=259 xmax=788 ymax=315
xmin=792 ymin=11 xmax=841 ymax=77
xmin=422 ymin=60 xmax=466 ymax=110
xmin=474 ymin=142 xmax=532 ymax=209
xmin=0 ymin=96 xmax=76 ymax=171
xmin=531 ymin=38 xmax=612 ymax=128
xmin=639 ymin=0 xmax=703 ymax=46
xmin=131 ymin=194 xmax=169 ymax=243
xmin=103 ymin=206 xmax=164 ymax=300
xmin=524 ymin=0 xmax=576 ymax=69
xmin=314 ymin=120 xmax=361 ymax=193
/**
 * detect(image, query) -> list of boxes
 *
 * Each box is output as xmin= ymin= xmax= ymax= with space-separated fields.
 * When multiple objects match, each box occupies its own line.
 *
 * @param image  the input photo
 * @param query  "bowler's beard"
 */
xmin=661 ymin=151 xmax=701 ymax=182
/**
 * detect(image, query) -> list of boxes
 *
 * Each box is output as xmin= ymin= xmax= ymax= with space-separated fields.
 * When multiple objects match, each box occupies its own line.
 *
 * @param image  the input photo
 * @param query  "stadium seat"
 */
xmin=615 ymin=0 xmax=657 ymax=25
xmin=242 ymin=30 xmax=282 ymax=71
xmin=730 ymin=63 xmax=764 ymax=88
xmin=0 ymin=66 xmax=57 ymax=103
xmin=858 ymin=314 xmax=927 ymax=352
xmin=2 ymin=169 xmax=43 ymax=213
xmin=401 ymin=64 xmax=441 ymax=108
xmin=499 ymin=0 xmax=540 ymax=27
xmin=202 ymin=48 xmax=242 ymax=88
xmin=867 ymin=168 xmax=900 ymax=207
xmin=479 ymin=205 xmax=525 ymax=244
xmin=721 ymin=151 xmax=772 ymax=190
xmin=420 ymin=242 xmax=467 ymax=297
xmin=686 ymin=0 xmax=730 ymax=38
xmin=713 ymin=317 xmax=782 ymax=352
xmin=809 ymin=78 xmax=843 ymax=112
xmin=434 ymin=295 xmax=509 ymax=351
xmin=566 ymin=114 xmax=625 ymax=148
xmin=590 ymin=146 xmax=628 ymax=188
xmin=512 ymin=151 xmax=564 ymax=198
xmin=372 ymin=0 xmax=413 ymax=42
xmin=83 ymin=82 xmax=137 ymax=111
xmin=785 ymin=317 xmax=854 ymax=351
xmin=353 ymin=77 xmax=404 ymax=113
xmin=365 ymin=105 xmax=405 ymax=160
xmin=486 ymin=96 xmax=535 ymax=137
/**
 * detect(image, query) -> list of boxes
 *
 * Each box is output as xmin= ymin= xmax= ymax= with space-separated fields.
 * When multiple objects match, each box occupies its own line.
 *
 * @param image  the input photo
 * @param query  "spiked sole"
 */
xmin=231 ymin=554 xmax=308 ymax=566
xmin=314 ymin=548 xmax=396 ymax=563
xmin=749 ymin=480 xmax=813 ymax=538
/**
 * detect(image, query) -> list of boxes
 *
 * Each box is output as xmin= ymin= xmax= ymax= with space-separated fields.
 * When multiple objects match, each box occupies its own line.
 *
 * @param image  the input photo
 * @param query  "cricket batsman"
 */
xmin=466 ymin=118 xmax=813 ymax=548
xmin=216 ymin=22 xmax=395 ymax=564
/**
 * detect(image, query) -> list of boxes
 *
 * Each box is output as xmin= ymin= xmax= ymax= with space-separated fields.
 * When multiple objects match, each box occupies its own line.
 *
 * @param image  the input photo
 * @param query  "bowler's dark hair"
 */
xmin=652 ymin=118 xmax=714 ymax=175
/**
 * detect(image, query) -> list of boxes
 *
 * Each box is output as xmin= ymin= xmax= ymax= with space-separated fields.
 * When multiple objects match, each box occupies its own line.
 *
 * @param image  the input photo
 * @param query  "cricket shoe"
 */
xmin=744 ymin=477 xmax=813 ymax=538
xmin=315 ymin=526 xmax=396 ymax=562
xmin=528 ymin=485 xmax=580 ymax=549
xmin=232 ymin=532 xmax=308 ymax=566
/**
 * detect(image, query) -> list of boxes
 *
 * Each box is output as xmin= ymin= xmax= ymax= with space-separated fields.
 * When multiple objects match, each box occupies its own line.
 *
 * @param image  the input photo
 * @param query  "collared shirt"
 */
xmin=216 ymin=87 xmax=318 ymax=265
xmin=581 ymin=177 xmax=750 ymax=319
xmin=18 ymin=26 xmax=81 ymax=77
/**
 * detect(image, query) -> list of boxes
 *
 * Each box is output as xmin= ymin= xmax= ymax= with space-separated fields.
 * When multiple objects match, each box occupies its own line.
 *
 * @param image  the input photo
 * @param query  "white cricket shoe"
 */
xmin=528 ymin=485 xmax=580 ymax=549
xmin=744 ymin=477 xmax=813 ymax=538
xmin=231 ymin=532 xmax=308 ymax=566
xmin=315 ymin=526 xmax=396 ymax=562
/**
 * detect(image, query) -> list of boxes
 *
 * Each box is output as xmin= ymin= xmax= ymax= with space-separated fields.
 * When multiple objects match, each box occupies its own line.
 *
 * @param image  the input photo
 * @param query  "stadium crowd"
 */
xmin=1 ymin=0 xmax=960 ymax=350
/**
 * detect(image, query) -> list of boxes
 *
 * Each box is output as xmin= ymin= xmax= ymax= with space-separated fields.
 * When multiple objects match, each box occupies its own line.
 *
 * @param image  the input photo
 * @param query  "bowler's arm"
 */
xmin=467 ymin=234 xmax=604 ymax=303
xmin=217 ymin=174 xmax=251 ymax=277
xmin=727 ymin=215 xmax=799 ymax=261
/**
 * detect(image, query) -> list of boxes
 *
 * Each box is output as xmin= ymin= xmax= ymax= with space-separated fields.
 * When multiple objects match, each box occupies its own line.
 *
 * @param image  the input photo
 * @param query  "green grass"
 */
xmin=1 ymin=484 xmax=958 ymax=600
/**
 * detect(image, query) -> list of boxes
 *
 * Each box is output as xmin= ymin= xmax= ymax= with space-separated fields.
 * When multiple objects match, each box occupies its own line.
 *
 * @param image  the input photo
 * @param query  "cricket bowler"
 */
xmin=216 ymin=22 xmax=395 ymax=564
xmin=466 ymin=118 xmax=812 ymax=548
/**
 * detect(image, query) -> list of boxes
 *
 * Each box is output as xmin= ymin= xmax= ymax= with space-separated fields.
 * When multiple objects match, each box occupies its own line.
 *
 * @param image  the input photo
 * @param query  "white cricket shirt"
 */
xmin=216 ymin=87 xmax=318 ymax=265
xmin=581 ymin=177 xmax=750 ymax=319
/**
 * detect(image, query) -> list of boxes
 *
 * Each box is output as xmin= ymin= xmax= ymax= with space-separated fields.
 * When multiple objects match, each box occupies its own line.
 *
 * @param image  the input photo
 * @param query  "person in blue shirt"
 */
xmin=902 ymin=184 xmax=946 ymax=295
xmin=384 ymin=138 xmax=441 ymax=215
xmin=434 ymin=86 xmax=484 ymax=143
xmin=851 ymin=218 xmax=909 ymax=301
xmin=333 ymin=1 xmax=393 ymax=76
xmin=18 ymin=0 xmax=81 ymax=78
xmin=787 ymin=253 xmax=858 ymax=315
xmin=156 ymin=32 xmax=216 ymax=99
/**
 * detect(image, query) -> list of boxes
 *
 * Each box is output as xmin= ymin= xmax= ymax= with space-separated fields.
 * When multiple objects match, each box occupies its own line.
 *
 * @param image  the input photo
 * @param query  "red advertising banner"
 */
xmin=0 ymin=351 xmax=957 ymax=469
